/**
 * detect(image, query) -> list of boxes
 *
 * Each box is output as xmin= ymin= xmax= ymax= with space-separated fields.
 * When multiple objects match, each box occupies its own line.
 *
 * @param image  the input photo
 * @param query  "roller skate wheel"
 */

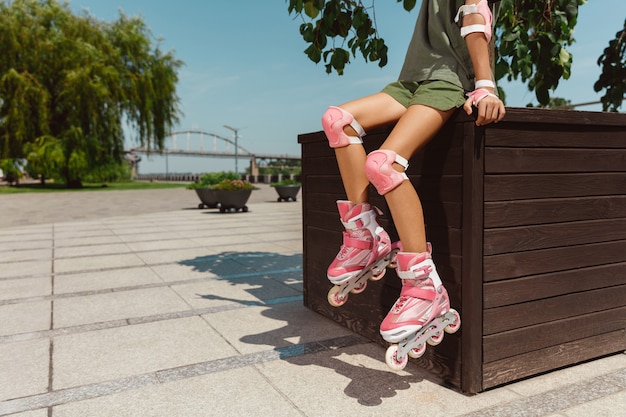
xmin=445 ymin=309 xmax=461 ymax=334
xmin=370 ymin=267 xmax=386 ymax=281
xmin=350 ymin=280 xmax=367 ymax=294
xmin=385 ymin=345 xmax=408 ymax=371
xmin=327 ymin=285 xmax=348 ymax=307
xmin=408 ymin=343 xmax=426 ymax=359
xmin=427 ymin=328 xmax=444 ymax=346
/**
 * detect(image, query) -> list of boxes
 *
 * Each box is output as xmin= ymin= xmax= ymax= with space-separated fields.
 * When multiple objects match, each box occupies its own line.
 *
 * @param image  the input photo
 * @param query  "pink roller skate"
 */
xmin=380 ymin=245 xmax=461 ymax=371
xmin=327 ymin=200 xmax=402 ymax=307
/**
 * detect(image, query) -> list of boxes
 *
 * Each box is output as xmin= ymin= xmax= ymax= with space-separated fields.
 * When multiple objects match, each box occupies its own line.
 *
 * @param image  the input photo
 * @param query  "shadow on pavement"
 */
xmin=179 ymin=251 xmax=425 ymax=406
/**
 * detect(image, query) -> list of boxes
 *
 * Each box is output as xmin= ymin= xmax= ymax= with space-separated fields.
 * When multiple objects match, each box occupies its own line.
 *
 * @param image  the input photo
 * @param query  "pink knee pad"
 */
xmin=321 ymin=106 xmax=365 ymax=148
xmin=364 ymin=150 xmax=409 ymax=195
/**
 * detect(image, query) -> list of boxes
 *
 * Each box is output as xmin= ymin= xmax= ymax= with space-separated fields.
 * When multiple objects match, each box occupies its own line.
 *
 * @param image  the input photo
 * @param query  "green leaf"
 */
xmin=303 ymin=1 xmax=320 ymax=19
xmin=403 ymin=0 xmax=417 ymax=12
xmin=536 ymin=87 xmax=550 ymax=106
xmin=287 ymin=0 xmax=303 ymax=14
xmin=559 ymin=47 xmax=571 ymax=66
xmin=494 ymin=59 xmax=510 ymax=81
xmin=352 ymin=7 xmax=366 ymax=29
xmin=300 ymin=23 xmax=314 ymax=42
xmin=304 ymin=44 xmax=322 ymax=63
xmin=329 ymin=48 xmax=350 ymax=75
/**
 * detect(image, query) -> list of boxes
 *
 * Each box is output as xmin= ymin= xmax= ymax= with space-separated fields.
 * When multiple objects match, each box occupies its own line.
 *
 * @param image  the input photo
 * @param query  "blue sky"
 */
xmin=68 ymin=1 xmax=626 ymax=174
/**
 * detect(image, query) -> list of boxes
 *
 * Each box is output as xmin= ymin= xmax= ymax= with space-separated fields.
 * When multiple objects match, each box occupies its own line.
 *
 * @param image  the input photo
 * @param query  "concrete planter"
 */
xmin=273 ymin=185 xmax=301 ymax=202
xmin=194 ymin=188 xmax=220 ymax=209
xmin=215 ymin=189 xmax=253 ymax=213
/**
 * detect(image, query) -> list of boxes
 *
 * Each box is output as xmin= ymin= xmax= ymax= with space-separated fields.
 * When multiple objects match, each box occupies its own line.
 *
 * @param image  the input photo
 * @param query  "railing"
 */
xmin=127 ymin=129 xmax=299 ymax=161
xmin=135 ymin=173 xmax=301 ymax=184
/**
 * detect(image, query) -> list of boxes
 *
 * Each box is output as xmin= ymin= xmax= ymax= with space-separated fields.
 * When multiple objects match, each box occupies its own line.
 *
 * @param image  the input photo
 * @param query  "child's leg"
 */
xmin=365 ymin=104 xmax=460 ymax=345
xmin=322 ymin=93 xmax=406 ymax=291
xmin=323 ymin=93 xmax=406 ymax=203
xmin=374 ymin=104 xmax=456 ymax=253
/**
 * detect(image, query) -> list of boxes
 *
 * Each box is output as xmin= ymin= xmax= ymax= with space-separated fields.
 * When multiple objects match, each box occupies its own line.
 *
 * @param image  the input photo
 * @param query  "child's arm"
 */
xmin=457 ymin=0 xmax=506 ymax=125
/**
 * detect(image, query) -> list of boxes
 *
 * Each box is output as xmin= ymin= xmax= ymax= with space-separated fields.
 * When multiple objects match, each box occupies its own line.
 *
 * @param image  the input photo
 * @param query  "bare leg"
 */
xmin=381 ymin=105 xmax=456 ymax=253
xmin=333 ymin=93 xmax=406 ymax=203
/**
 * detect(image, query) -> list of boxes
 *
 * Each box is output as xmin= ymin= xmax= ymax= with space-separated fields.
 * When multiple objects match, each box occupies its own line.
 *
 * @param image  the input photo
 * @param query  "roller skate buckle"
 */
xmin=327 ymin=245 xmax=400 ymax=307
xmin=385 ymin=309 xmax=461 ymax=371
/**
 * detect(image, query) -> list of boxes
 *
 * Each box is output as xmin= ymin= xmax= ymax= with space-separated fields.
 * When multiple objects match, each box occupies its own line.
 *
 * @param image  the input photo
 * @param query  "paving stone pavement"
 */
xmin=1 ymin=185 xmax=625 ymax=416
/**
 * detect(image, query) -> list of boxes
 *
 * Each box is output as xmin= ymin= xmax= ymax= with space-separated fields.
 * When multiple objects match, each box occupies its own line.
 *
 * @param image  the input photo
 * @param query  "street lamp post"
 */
xmin=223 ymin=125 xmax=240 ymax=174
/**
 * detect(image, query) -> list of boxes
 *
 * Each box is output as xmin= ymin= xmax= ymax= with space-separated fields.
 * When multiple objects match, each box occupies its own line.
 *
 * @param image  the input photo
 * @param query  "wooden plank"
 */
xmin=406 ymin=143 xmax=463 ymax=176
xmin=306 ymin=291 xmax=385 ymax=343
xmin=304 ymin=176 xmax=346 ymax=194
xmin=426 ymin=226 xmax=463 ymax=256
xmin=306 ymin=193 xmax=347 ymax=213
xmin=483 ymin=306 xmax=626 ymax=363
xmin=484 ymin=196 xmax=626 ymax=228
xmin=488 ymin=107 xmax=626 ymax=126
xmin=461 ymin=121 xmax=484 ymax=394
xmin=405 ymin=344 xmax=462 ymax=390
xmin=483 ymin=285 xmax=626 ymax=335
xmin=432 ymin=253 xmax=463 ymax=287
xmin=486 ymin=127 xmax=626 ymax=148
xmin=484 ymin=262 xmax=626 ymax=308
xmin=484 ymin=173 xmax=626 ymax=201
xmin=484 ymin=240 xmax=626 ymax=281
xmin=303 ymin=227 xmax=338 ymax=258
xmin=423 ymin=201 xmax=462 ymax=229
xmin=301 ymin=156 xmax=341 ymax=175
xmin=485 ymin=148 xmax=626 ymax=173
xmin=484 ymin=218 xmax=626 ymax=255
xmin=413 ymin=176 xmax=464 ymax=203
xmin=482 ymin=329 xmax=626 ymax=389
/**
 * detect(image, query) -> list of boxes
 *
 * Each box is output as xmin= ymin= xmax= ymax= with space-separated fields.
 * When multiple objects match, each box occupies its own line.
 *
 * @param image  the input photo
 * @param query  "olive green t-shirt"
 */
xmin=398 ymin=0 xmax=497 ymax=92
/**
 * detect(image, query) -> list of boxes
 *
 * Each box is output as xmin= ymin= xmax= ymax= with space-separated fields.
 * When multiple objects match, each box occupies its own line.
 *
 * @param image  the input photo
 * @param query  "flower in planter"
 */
xmin=212 ymin=179 xmax=256 ymax=191
xmin=187 ymin=171 xmax=241 ymax=189
xmin=188 ymin=172 xmax=247 ymax=209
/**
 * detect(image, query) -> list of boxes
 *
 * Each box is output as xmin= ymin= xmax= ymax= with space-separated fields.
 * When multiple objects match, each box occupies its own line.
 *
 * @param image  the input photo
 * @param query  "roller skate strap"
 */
xmin=341 ymin=207 xmax=380 ymax=230
xmin=391 ymin=241 xmax=404 ymax=251
xmin=396 ymin=258 xmax=434 ymax=280
xmin=399 ymin=286 xmax=436 ymax=301
xmin=342 ymin=233 xmax=372 ymax=250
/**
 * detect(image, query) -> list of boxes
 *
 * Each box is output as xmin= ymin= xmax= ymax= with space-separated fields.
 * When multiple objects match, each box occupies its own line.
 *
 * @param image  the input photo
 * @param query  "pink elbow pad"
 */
xmin=454 ymin=0 xmax=493 ymax=43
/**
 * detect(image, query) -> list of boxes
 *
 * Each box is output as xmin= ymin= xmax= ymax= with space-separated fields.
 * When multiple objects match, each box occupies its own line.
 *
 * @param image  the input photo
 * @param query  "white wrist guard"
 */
xmin=475 ymin=79 xmax=495 ymax=89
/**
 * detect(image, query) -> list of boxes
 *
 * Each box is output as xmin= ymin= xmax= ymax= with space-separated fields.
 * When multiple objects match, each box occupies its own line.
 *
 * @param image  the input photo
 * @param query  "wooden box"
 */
xmin=298 ymin=107 xmax=626 ymax=394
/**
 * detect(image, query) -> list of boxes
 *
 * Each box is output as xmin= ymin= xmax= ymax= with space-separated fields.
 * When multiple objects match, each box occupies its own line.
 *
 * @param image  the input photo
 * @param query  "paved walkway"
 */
xmin=1 ymin=186 xmax=625 ymax=416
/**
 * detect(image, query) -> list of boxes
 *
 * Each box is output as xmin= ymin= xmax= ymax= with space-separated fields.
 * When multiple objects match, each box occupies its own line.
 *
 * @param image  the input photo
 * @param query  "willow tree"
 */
xmin=0 ymin=0 xmax=182 ymax=187
xmin=287 ymin=0 xmax=597 ymax=108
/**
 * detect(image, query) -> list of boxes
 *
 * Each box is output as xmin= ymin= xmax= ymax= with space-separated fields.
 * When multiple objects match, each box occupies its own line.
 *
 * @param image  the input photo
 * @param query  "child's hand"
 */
xmin=464 ymin=93 xmax=505 ymax=126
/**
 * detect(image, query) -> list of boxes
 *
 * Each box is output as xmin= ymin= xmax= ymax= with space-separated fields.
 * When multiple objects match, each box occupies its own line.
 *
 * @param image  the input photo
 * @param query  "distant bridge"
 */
xmin=127 ymin=129 xmax=300 ymax=161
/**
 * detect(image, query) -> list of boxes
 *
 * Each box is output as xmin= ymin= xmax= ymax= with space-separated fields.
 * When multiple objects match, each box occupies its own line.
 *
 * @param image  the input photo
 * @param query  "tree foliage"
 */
xmin=0 ymin=0 xmax=182 ymax=187
xmin=286 ymin=0 xmax=606 ymax=108
xmin=495 ymin=0 xmax=584 ymax=105
xmin=594 ymin=19 xmax=626 ymax=112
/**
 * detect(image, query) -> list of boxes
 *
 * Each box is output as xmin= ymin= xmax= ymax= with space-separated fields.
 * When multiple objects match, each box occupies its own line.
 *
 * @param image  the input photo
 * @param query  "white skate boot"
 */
xmin=380 ymin=246 xmax=461 ymax=371
xmin=327 ymin=200 xmax=402 ymax=307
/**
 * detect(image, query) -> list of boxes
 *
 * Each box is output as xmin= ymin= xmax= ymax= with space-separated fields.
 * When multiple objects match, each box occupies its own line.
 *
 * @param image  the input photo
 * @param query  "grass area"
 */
xmin=0 ymin=180 xmax=188 ymax=194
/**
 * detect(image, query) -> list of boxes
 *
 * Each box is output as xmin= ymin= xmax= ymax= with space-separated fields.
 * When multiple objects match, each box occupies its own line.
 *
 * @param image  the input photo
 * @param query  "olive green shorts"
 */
xmin=381 ymin=80 xmax=466 ymax=111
